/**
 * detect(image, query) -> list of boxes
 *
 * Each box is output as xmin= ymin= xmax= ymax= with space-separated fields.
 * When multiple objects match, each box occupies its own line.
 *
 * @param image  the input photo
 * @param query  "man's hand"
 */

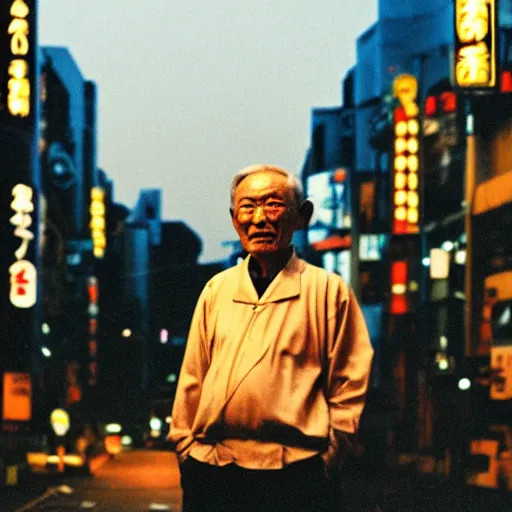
xmin=320 ymin=429 xmax=356 ymax=479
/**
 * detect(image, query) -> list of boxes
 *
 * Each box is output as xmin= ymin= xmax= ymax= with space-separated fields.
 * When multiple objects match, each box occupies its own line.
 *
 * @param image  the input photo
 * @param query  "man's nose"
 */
xmin=252 ymin=205 xmax=267 ymax=224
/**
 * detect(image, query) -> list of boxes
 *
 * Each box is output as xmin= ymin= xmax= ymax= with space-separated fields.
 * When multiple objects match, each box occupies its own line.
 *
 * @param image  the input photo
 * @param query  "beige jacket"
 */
xmin=169 ymin=252 xmax=374 ymax=469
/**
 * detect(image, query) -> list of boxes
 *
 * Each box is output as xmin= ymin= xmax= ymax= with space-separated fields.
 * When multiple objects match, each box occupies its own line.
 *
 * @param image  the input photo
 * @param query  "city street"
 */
xmin=2 ymin=450 xmax=182 ymax=512
xmin=2 ymin=449 xmax=512 ymax=512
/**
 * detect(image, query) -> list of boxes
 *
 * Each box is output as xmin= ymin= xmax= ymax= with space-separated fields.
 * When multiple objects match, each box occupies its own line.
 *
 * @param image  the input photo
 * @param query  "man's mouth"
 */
xmin=249 ymin=232 xmax=275 ymax=241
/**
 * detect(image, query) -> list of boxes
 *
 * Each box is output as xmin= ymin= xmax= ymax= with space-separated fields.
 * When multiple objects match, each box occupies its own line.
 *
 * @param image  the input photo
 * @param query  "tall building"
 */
xmin=301 ymin=0 xmax=512 ymax=487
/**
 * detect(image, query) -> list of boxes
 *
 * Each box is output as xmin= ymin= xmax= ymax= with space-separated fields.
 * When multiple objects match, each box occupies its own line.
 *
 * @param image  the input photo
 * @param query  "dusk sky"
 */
xmin=39 ymin=1 xmax=377 ymax=262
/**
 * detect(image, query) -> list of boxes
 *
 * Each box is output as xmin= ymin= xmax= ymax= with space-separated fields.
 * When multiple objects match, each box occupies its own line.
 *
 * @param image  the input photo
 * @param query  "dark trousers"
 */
xmin=180 ymin=455 xmax=337 ymax=512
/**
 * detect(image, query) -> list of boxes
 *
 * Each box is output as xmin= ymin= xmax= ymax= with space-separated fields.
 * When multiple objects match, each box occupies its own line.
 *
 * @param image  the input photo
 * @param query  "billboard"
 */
xmin=454 ymin=0 xmax=497 ymax=89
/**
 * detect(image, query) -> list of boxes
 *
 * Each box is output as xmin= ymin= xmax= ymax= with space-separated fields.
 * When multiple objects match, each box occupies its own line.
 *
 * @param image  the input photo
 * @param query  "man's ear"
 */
xmin=296 ymin=199 xmax=314 ymax=229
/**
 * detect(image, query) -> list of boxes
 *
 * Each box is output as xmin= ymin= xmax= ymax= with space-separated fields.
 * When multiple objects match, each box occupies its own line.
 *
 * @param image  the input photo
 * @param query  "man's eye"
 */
xmin=239 ymin=204 xmax=254 ymax=211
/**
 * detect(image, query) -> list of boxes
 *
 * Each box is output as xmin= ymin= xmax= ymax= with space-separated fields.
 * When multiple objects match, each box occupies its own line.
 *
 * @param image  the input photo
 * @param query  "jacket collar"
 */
xmin=232 ymin=249 xmax=304 ymax=305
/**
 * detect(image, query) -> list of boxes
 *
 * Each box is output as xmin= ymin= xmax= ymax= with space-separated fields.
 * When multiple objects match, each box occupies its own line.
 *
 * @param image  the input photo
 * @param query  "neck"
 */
xmin=250 ymin=247 xmax=293 ymax=279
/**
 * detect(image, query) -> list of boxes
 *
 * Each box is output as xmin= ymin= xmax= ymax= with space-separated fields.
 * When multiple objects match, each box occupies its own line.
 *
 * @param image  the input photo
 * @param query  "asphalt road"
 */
xmin=4 ymin=450 xmax=182 ymax=512
xmin=3 ymin=449 xmax=512 ymax=512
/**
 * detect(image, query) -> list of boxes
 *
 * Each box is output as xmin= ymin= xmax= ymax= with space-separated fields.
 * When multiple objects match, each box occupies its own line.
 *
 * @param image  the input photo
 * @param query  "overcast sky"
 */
xmin=39 ymin=0 xmax=377 ymax=262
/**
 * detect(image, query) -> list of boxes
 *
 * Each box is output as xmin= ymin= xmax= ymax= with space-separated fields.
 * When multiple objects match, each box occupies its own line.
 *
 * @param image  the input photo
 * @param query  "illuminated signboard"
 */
xmin=392 ymin=74 xmax=420 ymax=235
xmin=87 ymin=276 xmax=99 ymax=386
xmin=454 ymin=0 xmax=497 ymax=89
xmin=6 ymin=0 xmax=31 ymax=117
xmin=90 ymin=187 xmax=106 ymax=258
xmin=9 ymin=184 xmax=36 ymax=308
xmin=2 ymin=372 xmax=31 ymax=422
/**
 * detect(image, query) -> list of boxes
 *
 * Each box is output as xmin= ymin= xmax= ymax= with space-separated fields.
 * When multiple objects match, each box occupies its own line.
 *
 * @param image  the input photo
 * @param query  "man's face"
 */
xmin=231 ymin=171 xmax=301 ymax=256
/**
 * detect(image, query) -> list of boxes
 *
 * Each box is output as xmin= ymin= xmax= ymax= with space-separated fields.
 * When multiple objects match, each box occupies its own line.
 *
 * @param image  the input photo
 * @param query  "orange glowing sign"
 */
xmin=7 ymin=0 xmax=31 ymax=117
xmin=454 ymin=0 xmax=497 ymax=88
xmin=392 ymin=75 xmax=420 ymax=235
xmin=2 ymin=372 xmax=31 ymax=421
xmin=90 ymin=187 xmax=106 ymax=258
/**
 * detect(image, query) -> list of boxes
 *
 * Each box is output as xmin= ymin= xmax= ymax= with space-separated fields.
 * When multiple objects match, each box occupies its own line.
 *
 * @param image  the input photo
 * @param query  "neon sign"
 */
xmin=392 ymin=74 xmax=420 ymax=235
xmin=90 ymin=187 xmax=106 ymax=258
xmin=7 ymin=0 xmax=31 ymax=117
xmin=454 ymin=0 xmax=496 ymax=88
xmin=9 ymin=184 xmax=36 ymax=308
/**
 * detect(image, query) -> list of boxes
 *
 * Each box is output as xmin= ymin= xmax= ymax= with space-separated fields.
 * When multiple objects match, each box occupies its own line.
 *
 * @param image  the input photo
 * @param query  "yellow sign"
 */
xmin=2 ymin=372 xmax=31 ymax=421
xmin=454 ymin=0 xmax=496 ymax=88
xmin=7 ymin=0 xmax=31 ymax=117
xmin=90 ymin=187 xmax=106 ymax=258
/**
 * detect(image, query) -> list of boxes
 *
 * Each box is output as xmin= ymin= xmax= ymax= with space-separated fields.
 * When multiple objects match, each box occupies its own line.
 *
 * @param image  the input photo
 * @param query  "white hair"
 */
xmin=230 ymin=164 xmax=304 ymax=207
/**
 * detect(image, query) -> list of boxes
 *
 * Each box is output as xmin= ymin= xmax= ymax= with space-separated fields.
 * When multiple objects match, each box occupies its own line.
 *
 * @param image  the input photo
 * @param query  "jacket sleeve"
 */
xmin=168 ymin=283 xmax=212 ymax=461
xmin=323 ymin=286 xmax=374 ymax=465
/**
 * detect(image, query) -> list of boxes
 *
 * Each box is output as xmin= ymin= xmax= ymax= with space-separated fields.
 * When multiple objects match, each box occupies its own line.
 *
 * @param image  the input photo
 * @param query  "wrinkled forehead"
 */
xmin=234 ymin=171 xmax=295 ymax=201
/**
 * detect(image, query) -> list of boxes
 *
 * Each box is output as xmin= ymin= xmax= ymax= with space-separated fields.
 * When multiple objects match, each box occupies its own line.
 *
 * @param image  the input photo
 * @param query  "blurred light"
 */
xmin=41 ymin=346 xmax=51 ymax=358
xmin=395 ymin=172 xmax=406 ymax=189
xmin=407 ymin=191 xmax=419 ymax=208
xmin=165 ymin=416 xmax=172 ymax=424
xmin=122 ymin=328 xmax=132 ymax=338
xmin=455 ymin=250 xmax=466 ymax=265
xmin=150 ymin=429 xmax=160 ymax=438
xmin=407 ymin=155 xmax=419 ymax=172
xmin=408 ymin=119 xmax=419 ymax=135
xmin=408 ymin=173 xmax=418 ymax=190
xmin=394 ymin=190 xmax=407 ymax=205
xmin=41 ymin=322 xmax=50 ymax=335
xmin=430 ymin=249 xmax=450 ymax=279
xmin=441 ymin=241 xmax=454 ymax=252
xmin=105 ymin=423 xmax=122 ymax=434
xmin=166 ymin=373 xmax=177 ymax=384
xmin=422 ymin=257 xmax=431 ymax=266
xmin=160 ymin=329 xmax=169 ymax=344
xmin=407 ymin=137 xmax=419 ymax=154
xmin=459 ymin=232 xmax=467 ymax=244
xmin=149 ymin=417 xmax=162 ymax=431
xmin=391 ymin=283 xmax=407 ymax=295
xmin=458 ymin=378 xmax=471 ymax=391
xmin=395 ymin=206 xmax=407 ymax=221
xmin=121 ymin=435 xmax=133 ymax=446
xmin=407 ymin=208 xmax=418 ymax=224
xmin=408 ymin=280 xmax=419 ymax=292
xmin=440 ymin=335 xmax=448 ymax=350
xmin=395 ymin=156 xmax=407 ymax=172
xmin=395 ymin=121 xmax=407 ymax=137
xmin=466 ymin=113 xmax=474 ymax=135
xmin=438 ymin=358 xmax=449 ymax=371
xmin=395 ymin=138 xmax=407 ymax=153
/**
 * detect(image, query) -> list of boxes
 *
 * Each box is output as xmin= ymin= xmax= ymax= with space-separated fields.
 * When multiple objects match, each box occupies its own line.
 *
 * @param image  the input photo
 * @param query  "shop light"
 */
xmin=41 ymin=346 xmax=51 ymax=358
xmin=424 ymin=96 xmax=437 ymax=116
xmin=394 ymin=191 xmax=407 ymax=206
xmin=407 ymin=137 xmax=419 ymax=153
xmin=407 ymin=191 xmax=419 ymax=207
xmin=122 ymin=328 xmax=132 ymax=338
xmin=407 ymin=155 xmax=419 ymax=172
xmin=407 ymin=208 xmax=418 ymax=224
xmin=438 ymin=358 xmax=449 ymax=371
xmin=395 ymin=155 xmax=407 ymax=172
xmin=441 ymin=241 xmax=454 ymax=252
xmin=391 ymin=283 xmax=407 ymax=295
xmin=408 ymin=173 xmax=418 ymax=190
xmin=458 ymin=378 xmax=471 ymax=391
xmin=395 ymin=121 xmax=407 ymax=137
xmin=41 ymin=323 xmax=50 ymax=335
xmin=454 ymin=250 xmax=466 ymax=265
xmin=408 ymin=119 xmax=419 ymax=135
xmin=394 ymin=207 xmax=407 ymax=221
xmin=105 ymin=423 xmax=122 ymax=434
xmin=430 ymin=249 xmax=450 ymax=279
xmin=422 ymin=257 xmax=431 ymax=266
xmin=395 ymin=138 xmax=407 ymax=153
xmin=395 ymin=172 xmax=407 ymax=189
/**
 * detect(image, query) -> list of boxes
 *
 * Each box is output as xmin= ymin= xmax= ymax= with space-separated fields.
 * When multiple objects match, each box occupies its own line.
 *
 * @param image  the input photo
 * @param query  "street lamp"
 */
xmin=121 ymin=328 xmax=132 ymax=338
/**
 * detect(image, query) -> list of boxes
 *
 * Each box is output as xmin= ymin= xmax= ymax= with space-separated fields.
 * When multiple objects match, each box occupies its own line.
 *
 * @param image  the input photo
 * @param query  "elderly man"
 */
xmin=169 ymin=164 xmax=374 ymax=512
